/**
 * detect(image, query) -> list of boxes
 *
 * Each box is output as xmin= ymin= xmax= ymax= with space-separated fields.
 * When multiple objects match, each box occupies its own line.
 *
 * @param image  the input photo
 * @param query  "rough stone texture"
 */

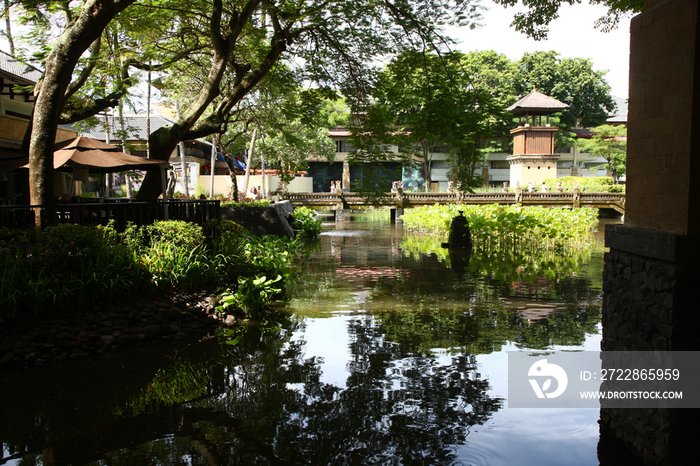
xmin=0 ymin=292 xmax=233 ymax=373
xmin=221 ymin=203 xmax=295 ymax=238
xmin=600 ymin=1 xmax=700 ymax=463
xmin=602 ymin=225 xmax=700 ymax=465
xmin=625 ymin=0 xmax=700 ymax=235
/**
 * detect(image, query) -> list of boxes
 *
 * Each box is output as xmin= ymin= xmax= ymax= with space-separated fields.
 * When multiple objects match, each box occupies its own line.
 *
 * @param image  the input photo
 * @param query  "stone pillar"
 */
xmin=342 ymin=162 xmax=351 ymax=192
xmin=390 ymin=207 xmax=403 ymax=224
xmin=600 ymin=1 xmax=700 ymax=464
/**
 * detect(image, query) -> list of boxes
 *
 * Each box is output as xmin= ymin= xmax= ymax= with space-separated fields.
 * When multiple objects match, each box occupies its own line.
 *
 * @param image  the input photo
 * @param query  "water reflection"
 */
xmin=0 ymin=211 xmax=611 ymax=465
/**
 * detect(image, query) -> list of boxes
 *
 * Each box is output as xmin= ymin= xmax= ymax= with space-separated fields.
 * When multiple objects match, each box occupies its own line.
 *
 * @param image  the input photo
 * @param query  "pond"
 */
xmin=0 ymin=211 xmax=624 ymax=465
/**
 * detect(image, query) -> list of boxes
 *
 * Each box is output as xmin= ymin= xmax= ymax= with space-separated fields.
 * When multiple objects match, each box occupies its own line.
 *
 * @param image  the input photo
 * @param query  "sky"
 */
xmin=446 ymin=1 xmax=633 ymax=100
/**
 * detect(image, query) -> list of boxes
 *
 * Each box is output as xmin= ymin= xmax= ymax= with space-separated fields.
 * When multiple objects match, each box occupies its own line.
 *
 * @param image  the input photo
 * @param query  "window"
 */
xmin=490 ymin=161 xmax=510 ymax=169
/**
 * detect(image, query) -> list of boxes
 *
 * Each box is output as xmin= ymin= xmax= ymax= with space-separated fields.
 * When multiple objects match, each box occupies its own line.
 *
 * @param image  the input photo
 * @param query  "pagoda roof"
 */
xmin=506 ymin=90 xmax=569 ymax=114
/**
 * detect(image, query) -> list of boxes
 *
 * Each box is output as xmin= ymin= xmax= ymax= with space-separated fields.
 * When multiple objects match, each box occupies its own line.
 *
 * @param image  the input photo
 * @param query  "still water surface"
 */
xmin=1 ymin=212 xmax=615 ymax=465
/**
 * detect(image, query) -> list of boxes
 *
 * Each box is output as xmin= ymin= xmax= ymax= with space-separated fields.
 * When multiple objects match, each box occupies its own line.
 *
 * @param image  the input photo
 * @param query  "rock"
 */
xmin=221 ymin=204 xmax=295 ymax=238
xmin=1 ymin=352 xmax=16 ymax=366
xmin=101 ymin=335 xmax=116 ymax=346
xmin=205 ymin=296 xmax=220 ymax=307
xmin=117 ymin=334 xmax=138 ymax=345
xmin=144 ymin=325 xmax=161 ymax=338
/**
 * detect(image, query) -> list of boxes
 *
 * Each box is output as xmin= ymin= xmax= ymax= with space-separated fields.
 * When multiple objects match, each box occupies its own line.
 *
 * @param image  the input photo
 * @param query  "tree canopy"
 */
xmin=493 ymin=0 xmax=644 ymax=40
xmin=515 ymin=50 xmax=617 ymax=128
xmin=352 ymin=48 xmax=615 ymax=191
xmin=576 ymin=123 xmax=627 ymax=182
xmin=12 ymin=0 xmax=485 ymax=204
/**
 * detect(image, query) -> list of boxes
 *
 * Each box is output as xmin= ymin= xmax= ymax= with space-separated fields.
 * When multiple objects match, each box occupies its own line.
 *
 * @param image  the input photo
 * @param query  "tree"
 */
xmin=492 ymin=0 xmax=644 ymax=40
xmin=130 ymin=0 xmax=485 ymax=199
xmin=23 ymin=0 xmax=137 ymax=206
xmin=17 ymin=0 xmax=483 ymax=205
xmin=575 ymin=123 xmax=627 ymax=182
xmin=515 ymin=51 xmax=616 ymax=128
xmin=355 ymin=51 xmax=511 ymax=192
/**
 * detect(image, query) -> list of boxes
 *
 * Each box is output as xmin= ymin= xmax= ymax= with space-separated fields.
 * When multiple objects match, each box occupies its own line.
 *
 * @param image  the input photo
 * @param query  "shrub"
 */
xmin=543 ymin=176 xmax=617 ymax=192
xmin=0 ymin=224 xmax=145 ymax=321
xmin=291 ymin=206 xmax=322 ymax=239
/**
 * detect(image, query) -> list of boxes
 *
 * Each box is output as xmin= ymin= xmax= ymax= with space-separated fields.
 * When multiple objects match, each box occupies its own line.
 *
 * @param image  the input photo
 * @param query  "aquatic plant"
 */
xmin=401 ymin=204 xmax=598 ymax=252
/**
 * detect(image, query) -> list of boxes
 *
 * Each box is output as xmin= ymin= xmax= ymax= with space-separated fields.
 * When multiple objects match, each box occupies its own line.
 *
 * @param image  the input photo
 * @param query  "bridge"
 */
xmin=284 ymin=191 xmax=626 ymax=214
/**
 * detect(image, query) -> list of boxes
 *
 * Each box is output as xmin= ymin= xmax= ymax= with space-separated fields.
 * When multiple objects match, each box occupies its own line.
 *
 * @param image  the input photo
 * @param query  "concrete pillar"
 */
xmin=335 ymin=209 xmax=351 ymax=222
xmin=342 ymin=162 xmax=351 ymax=192
xmin=390 ymin=207 xmax=403 ymax=224
xmin=600 ymin=1 xmax=700 ymax=464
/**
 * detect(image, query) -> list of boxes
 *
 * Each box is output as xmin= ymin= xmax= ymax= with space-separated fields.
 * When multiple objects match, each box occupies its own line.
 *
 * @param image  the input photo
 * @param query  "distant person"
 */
xmin=541 ymin=182 xmax=548 ymax=193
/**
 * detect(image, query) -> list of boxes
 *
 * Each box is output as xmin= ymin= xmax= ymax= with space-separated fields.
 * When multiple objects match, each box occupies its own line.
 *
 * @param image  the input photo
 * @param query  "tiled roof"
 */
xmin=73 ymin=114 xmax=175 ymax=141
xmin=506 ymin=90 xmax=569 ymax=114
xmin=0 ymin=50 xmax=42 ymax=84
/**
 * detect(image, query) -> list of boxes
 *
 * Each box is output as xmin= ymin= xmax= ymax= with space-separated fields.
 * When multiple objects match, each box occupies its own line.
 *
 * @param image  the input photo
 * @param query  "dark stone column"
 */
xmin=600 ymin=1 xmax=700 ymax=464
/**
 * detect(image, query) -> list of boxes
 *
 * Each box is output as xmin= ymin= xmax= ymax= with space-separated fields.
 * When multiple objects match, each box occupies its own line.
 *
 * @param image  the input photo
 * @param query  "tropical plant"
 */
xmin=291 ymin=207 xmax=322 ymax=239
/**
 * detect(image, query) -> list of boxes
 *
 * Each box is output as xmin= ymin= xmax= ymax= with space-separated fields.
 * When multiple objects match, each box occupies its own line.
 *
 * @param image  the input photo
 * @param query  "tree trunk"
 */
xmin=242 ymin=127 xmax=257 ymax=197
xmin=146 ymin=66 xmax=151 ymax=158
xmin=421 ymin=140 xmax=432 ymax=192
xmin=4 ymin=0 xmax=14 ymax=56
xmin=210 ymin=134 xmax=218 ymax=197
xmin=217 ymin=140 xmax=239 ymax=200
xmin=28 ymin=0 xmax=136 ymax=208
xmin=260 ymin=133 xmax=266 ymax=198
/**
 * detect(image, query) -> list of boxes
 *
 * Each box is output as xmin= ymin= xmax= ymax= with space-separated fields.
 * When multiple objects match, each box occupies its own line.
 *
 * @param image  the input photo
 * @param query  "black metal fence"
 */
xmin=0 ymin=199 xmax=221 ymax=231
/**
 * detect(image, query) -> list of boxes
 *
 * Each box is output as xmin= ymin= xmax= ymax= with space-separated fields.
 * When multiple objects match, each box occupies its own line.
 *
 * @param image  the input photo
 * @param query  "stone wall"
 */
xmin=601 ymin=224 xmax=700 ymax=465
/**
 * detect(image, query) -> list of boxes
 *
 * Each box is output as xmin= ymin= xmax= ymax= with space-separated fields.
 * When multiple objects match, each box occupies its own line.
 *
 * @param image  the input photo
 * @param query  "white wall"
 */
xmin=198 ymin=173 xmax=314 ymax=197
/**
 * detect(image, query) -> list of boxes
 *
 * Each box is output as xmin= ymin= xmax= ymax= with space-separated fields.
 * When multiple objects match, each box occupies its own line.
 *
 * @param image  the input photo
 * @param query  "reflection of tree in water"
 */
xmin=264 ymin=316 xmax=502 ymax=465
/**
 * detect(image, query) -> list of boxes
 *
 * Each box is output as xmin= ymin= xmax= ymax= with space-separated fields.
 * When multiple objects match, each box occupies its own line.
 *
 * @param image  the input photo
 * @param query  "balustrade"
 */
xmin=0 ymin=199 xmax=221 ymax=231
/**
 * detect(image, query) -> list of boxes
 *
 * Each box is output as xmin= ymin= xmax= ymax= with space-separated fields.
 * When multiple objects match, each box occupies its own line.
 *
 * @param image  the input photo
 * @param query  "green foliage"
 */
xmin=0 ymin=224 xmax=145 ymax=320
xmin=354 ymin=51 xmax=512 ymax=191
xmin=493 ymin=0 xmax=644 ymax=40
xmin=401 ymin=204 xmax=598 ymax=252
xmin=221 ymin=199 xmax=272 ymax=208
xmin=575 ymin=124 xmax=627 ymax=182
xmin=216 ymin=234 xmax=300 ymax=315
xmin=291 ymin=207 xmax=322 ymax=239
xmin=543 ymin=176 xmax=621 ymax=192
xmin=0 ymin=219 xmax=297 ymax=323
xmin=515 ymin=51 xmax=616 ymax=128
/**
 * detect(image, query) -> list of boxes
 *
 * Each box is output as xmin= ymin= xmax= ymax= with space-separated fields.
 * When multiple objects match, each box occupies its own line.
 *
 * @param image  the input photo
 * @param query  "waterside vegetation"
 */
xmin=0 ymin=218 xmax=315 ymax=325
xmin=401 ymin=204 xmax=599 ymax=253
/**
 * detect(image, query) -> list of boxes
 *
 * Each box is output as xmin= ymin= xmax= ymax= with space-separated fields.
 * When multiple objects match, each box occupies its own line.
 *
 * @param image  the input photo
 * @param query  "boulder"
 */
xmin=221 ymin=202 xmax=295 ymax=238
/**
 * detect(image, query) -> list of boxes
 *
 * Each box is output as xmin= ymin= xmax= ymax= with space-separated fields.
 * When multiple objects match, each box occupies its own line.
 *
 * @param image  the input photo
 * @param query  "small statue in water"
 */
xmin=441 ymin=210 xmax=472 ymax=250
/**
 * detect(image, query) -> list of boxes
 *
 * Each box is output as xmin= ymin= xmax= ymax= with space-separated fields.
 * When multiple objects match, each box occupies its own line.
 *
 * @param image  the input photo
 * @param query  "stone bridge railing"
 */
xmin=284 ymin=190 xmax=626 ymax=213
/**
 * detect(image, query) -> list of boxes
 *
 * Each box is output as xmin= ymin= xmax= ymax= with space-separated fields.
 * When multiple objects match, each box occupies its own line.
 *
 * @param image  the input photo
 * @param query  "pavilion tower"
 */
xmin=506 ymin=90 xmax=569 ymax=189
